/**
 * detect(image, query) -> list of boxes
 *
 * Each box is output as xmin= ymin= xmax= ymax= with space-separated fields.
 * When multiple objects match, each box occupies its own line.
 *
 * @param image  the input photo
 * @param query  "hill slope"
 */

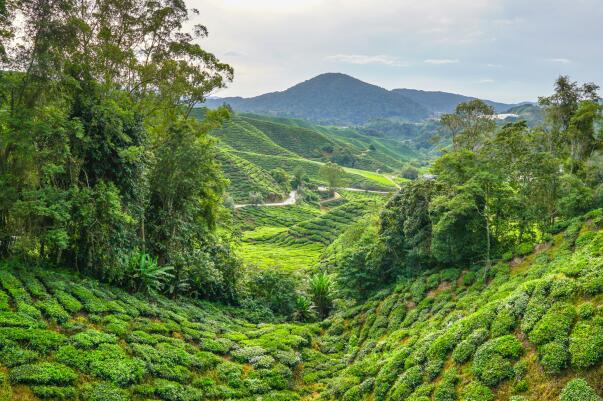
xmin=0 ymin=210 xmax=601 ymax=400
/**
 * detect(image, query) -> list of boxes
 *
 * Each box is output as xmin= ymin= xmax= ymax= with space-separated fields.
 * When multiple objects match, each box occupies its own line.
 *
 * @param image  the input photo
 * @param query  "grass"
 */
xmin=342 ymin=167 xmax=398 ymax=188
xmin=238 ymin=242 xmax=324 ymax=272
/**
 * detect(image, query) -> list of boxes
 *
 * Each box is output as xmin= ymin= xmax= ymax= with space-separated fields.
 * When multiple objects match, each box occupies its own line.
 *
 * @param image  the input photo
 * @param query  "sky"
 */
xmin=188 ymin=0 xmax=603 ymax=103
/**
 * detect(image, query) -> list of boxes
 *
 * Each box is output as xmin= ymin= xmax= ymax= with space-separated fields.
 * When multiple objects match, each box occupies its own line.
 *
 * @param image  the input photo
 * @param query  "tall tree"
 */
xmin=319 ymin=162 xmax=344 ymax=195
xmin=440 ymin=99 xmax=495 ymax=151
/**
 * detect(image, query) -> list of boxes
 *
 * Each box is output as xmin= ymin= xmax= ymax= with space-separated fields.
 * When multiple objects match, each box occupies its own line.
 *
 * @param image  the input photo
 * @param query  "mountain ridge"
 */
xmin=204 ymin=73 xmax=523 ymax=125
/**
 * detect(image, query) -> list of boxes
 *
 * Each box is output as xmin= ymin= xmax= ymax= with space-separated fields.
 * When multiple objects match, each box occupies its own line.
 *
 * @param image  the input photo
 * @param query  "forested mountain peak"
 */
xmin=204 ymin=73 xmax=523 ymax=125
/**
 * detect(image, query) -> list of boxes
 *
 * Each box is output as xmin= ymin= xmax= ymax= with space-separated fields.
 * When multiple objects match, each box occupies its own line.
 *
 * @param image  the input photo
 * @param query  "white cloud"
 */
xmin=326 ymin=54 xmax=409 ymax=67
xmin=424 ymin=59 xmax=460 ymax=65
xmin=478 ymin=79 xmax=495 ymax=84
xmin=223 ymin=50 xmax=247 ymax=57
xmin=546 ymin=58 xmax=572 ymax=64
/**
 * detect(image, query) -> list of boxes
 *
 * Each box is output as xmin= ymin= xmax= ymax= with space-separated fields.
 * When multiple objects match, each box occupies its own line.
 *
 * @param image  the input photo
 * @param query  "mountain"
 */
xmin=204 ymin=73 xmax=431 ymax=125
xmin=499 ymin=103 xmax=545 ymax=126
xmin=204 ymin=73 xmax=523 ymax=125
xmin=392 ymin=88 xmax=517 ymax=114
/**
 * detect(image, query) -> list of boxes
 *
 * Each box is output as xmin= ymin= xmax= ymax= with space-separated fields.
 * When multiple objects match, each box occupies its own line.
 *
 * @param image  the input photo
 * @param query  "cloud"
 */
xmin=478 ymin=78 xmax=495 ymax=84
xmin=326 ymin=54 xmax=409 ymax=67
xmin=493 ymin=17 xmax=524 ymax=26
xmin=546 ymin=58 xmax=572 ymax=64
xmin=223 ymin=50 xmax=247 ymax=57
xmin=424 ymin=59 xmax=460 ymax=65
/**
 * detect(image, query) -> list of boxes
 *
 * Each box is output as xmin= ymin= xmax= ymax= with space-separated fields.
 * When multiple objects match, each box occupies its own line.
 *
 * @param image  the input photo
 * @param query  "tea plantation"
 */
xmin=0 ymin=264 xmax=331 ymax=401
xmin=1 ymin=212 xmax=602 ymax=400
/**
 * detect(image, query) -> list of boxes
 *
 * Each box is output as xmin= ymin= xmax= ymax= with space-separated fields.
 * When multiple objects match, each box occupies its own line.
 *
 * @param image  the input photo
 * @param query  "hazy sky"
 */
xmin=189 ymin=0 xmax=603 ymax=103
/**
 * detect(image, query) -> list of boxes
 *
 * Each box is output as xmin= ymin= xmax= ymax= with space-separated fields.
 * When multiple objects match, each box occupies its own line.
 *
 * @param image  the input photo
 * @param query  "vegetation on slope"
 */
xmin=218 ymin=149 xmax=288 ymax=203
xmin=316 ymin=211 xmax=603 ymax=401
xmin=0 ymin=263 xmax=323 ymax=400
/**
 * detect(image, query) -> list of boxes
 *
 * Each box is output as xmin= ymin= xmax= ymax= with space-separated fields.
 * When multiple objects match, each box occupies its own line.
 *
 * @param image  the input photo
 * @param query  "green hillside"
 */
xmin=314 ymin=211 xmax=603 ymax=401
xmin=0 ymin=263 xmax=324 ymax=401
xmin=0 ymin=211 xmax=601 ymax=400
xmin=218 ymin=149 xmax=288 ymax=202
xmin=243 ymin=117 xmax=336 ymax=160
xmin=212 ymin=117 xmax=297 ymax=157
xmin=231 ymin=151 xmax=395 ymax=190
xmin=206 ymin=111 xmax=409 ymax=202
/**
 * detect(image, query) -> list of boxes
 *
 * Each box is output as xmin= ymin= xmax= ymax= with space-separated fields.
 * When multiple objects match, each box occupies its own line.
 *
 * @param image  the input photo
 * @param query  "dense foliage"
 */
xmin=0 ymin=0 xmax=239 ymax=301
xmin=332 ymin=77 xmax=602 ymax=296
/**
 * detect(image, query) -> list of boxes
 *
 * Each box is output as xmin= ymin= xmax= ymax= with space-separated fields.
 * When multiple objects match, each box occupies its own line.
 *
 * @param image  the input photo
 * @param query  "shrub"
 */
xmin=528 ymin=303 xmax=576 ymax=346
xmin=246 ymin=270 xmax=298 ymax=317
xmin=191 ymin=351 xmax=222 ymax=371
xmin=58 ymin=343 xmax=145 ymax=386
xmin=81 ymin=382 xmax=130 ymax=401
xmin=433 ymin=368 xmax=459 ymax=401
xmin=388 ymin=366 xmax=423 ymax=400
xmin=569 ymin=321 xmax=603 ymax=369
xmin=472 ymin=335 xmax=523 ymax=386
xmin=0 ymin=343 xmax=39 ymax=367
xmin=577 ymin=303 xmax=595 ymax=319
xmin=452 ymin=328 xmax=488 ymax=364
xmin=54 ymin=290 xmax=83 ymax=313
xmin=513 ymin=379 xmax=528 ymax=393
xmin=374 ymin=347 xmax=410 ymax=401
xmin=217 ymin=361 xmax=244 ymax=388
xmin=463 ymin=271 xmax=477 ymax=286
xmin=9 ymin=362 xmax=77 ymax=385
xmin=71 ymin=330 xmax=118 ymax=349
xmin=490 ymin=309 xmax=516 ymax=337
xmin=0 ymin=328 xmax=66 ymax=352
xmin=35 ymin=298 xmax=70 ymax=324
xmin=127 ymin=330 xmax=158 ymax=345
xmin=539 ymin=341 xmax=569 ymax=375
xmin=461 ymin=381 xmax=494 ymax=401
xmin=30 ymin=385 xmax=77 ymax=400
xmin=515 ymin=242 xmax=534 ymax=256
xmin=559 ymin=379 xmax=602 ymax=401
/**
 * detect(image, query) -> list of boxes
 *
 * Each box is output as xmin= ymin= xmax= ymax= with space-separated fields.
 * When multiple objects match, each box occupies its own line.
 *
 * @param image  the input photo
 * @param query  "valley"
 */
xmin=0 ymin=2 xmax=602 ymax=401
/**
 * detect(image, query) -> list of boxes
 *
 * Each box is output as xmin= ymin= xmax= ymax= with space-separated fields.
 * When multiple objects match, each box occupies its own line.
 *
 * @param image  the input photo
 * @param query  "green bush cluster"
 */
xmin=569 ymin=321 xmax=603 ymax=368
xmin=559 ymin=379 xmax=602 ymax=401
xmin=472 ymin=335 xmax=523 ymax=386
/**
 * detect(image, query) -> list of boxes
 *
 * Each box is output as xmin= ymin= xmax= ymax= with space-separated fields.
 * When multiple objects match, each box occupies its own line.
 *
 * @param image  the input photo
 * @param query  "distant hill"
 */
xmin=392 ymin=88 xmax=517 ymax=114
xmin=204 ymin=73 xmax=430 ymax=125
xmin=204 ymin=73 xmax=523 ymax=125
xmin=499 ymin=103 xmax=544 ymax=126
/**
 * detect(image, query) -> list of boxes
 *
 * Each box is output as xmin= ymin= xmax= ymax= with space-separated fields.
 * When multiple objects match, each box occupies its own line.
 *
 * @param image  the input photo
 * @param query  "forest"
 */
xmin=0 ymin=1 xmax=603 ymax=400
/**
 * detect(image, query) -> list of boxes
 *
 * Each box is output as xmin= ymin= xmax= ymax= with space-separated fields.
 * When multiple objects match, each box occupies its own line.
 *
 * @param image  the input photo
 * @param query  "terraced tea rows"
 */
xmin=317 ymin=213 xmax=603 ymax=401
xmin=0 ymin=265 xmax=342 ymax=401
xmin=235 ymin=204 xmax=322 ymax=231
xmin=213 ymin=117 xmax=296 ymax=158
xmin=232 ymin=151 xmax=392 ymax=191
xmin=250 ymin=202 xmax=376 ymax=246
xmin=218 ymin=149 xmax=287 ymax=202
xmin=243 ymin=117 xmax=336 ymax=160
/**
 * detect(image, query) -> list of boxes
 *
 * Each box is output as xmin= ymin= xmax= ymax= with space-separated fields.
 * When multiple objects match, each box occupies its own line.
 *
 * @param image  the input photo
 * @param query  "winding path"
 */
xmin=234 ymin=186 xmax=396 ymax=209
xmin=234 ymin=190 xmax=298 ymax=209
